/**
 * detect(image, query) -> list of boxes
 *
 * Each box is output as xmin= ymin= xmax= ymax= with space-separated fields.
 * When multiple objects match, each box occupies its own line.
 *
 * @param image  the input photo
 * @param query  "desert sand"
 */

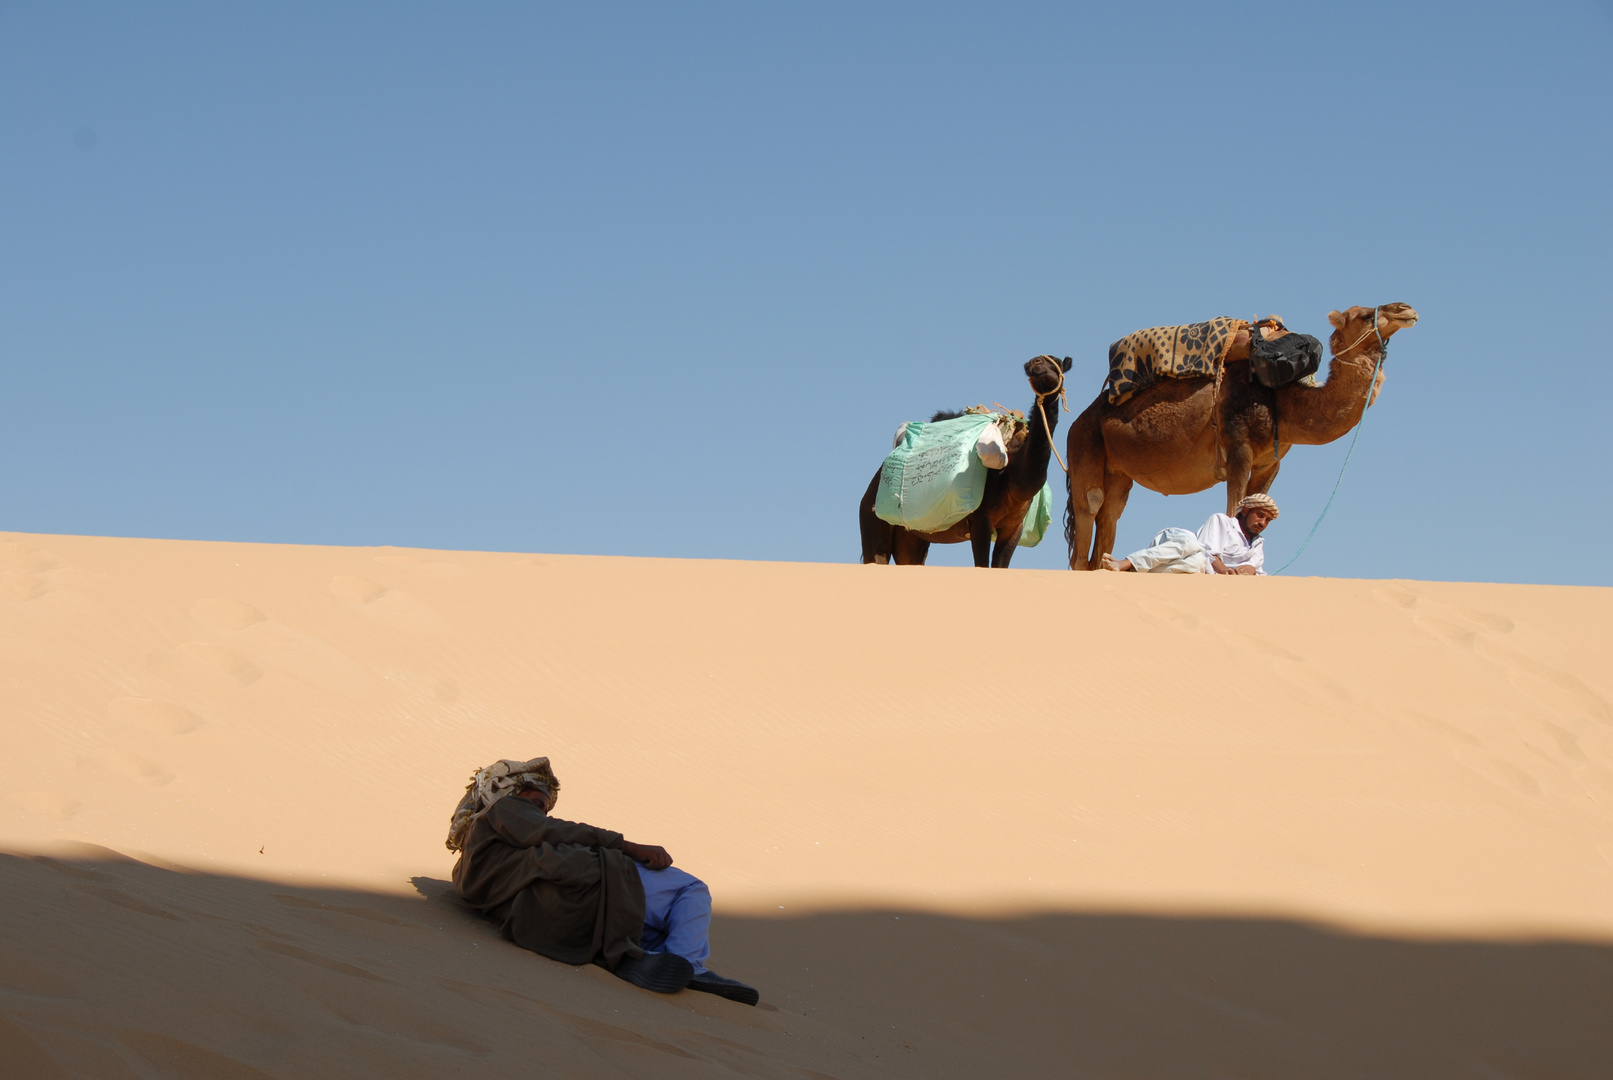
xmin=2 ymin=529 xmax=1611 ymax=1078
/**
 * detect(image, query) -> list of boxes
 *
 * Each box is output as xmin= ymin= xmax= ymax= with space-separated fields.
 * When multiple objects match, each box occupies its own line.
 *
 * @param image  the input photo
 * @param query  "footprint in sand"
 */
xmin=330 ymin=575 xmax=386 ymax=604
xmin=1370 ymin=586 xmax=1420 ymax=610
xmin=0 ymin=540 xmax=55 ymax=600
xmin=0 ymin=539 xmax=57 ymax=575
xmin=1216 ymin=628 xmax=1306 ymax=663
xmin=1374 ymin=588 xmax=1516 ymax=648
xmin=187 ymin=594 xmax=381 ymax=698
xmin=1495 ymin=650 xmax=1613 ymax=725
xmin=119 ymin=1032 xmax=278 ymax=1080
xmin=1134 ymin=596 xmax=1201 ymax=631
xmin=107 ymin=697 xmax=204 ymax=736
xmin=1415 ymin=608 xmax=1517 ymax=650
xmin=190 ymin=598 xmax=267 ymax=631
xmin=6 ymin=792 xmax=83 ymax=821
xmin=1377 ymin=590 xmax=1609 ymax=723
xmin=372 ymin=553 xmax=467 ymax=578
xmin=97 ymin=748 xmax=177 ymax=787
xmin=1531 ymin=718 xmax=1590 ymax=763
xmin=175 ymin=641 xmax=264 ymax=685
xmin=329 ymin=575 xmax=446 ymax=633
xmin=0 ymin=570 xmax=46 ymax=601
xmin=1453 ymin=745 xmax=1543 ymax=798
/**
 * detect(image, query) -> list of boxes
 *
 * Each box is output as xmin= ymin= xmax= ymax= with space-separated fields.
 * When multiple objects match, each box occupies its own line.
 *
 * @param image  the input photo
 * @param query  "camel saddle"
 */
xmin=1105 ymin=317 xmax=1246 ymax=405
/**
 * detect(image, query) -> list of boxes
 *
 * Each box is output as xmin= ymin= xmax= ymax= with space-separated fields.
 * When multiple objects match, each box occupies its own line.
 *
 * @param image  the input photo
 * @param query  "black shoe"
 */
xmin=687 ymin=970 xmax=759 ymax=1006
xmin=613 ymin=952 xmax=694 ymax=994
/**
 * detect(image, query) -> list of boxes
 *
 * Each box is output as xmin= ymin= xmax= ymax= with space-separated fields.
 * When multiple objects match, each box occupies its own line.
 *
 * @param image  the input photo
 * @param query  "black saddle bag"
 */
xmin=1249 ymin=327 xmax=1323 ymax=388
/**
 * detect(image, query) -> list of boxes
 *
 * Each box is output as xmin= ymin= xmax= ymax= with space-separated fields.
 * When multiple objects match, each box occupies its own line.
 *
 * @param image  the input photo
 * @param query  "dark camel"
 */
xmin=1063 ymin=304 xmax=1419 ymax=570
xmin=860 ymin=354 xmax=1073 ymax=568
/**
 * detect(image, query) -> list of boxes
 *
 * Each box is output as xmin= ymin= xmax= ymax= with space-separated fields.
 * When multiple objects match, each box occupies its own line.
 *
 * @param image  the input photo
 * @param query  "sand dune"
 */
xmin=3 ymin=530 xmax=1611 ymax=1077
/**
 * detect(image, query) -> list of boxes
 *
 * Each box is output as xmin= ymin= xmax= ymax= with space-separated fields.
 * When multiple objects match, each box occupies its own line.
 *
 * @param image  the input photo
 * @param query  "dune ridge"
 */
xmin=3 ymin=530 xmax=1612 ymax=1077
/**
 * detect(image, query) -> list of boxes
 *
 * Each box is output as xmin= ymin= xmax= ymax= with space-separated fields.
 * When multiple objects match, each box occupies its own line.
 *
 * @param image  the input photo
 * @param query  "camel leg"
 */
xmin=990 ymin=522 xmax=1023 ymax=569
xmin=1067 ymin=503 xmax=1096 ymax=571
xmin=891 ymin=528 xmax=930 ymax=565
xmin=1065 ymin=404 xmax=1107 ymax=570
xmin=1223 ymin=435 xmax=1255 ymax=515
xmin=969 ymin=510 xmax=992 ymax=568
xmin=1067 ymin=491 xmax=1101 ymax=571
xmin=859 ymin=469 xmax=893 ymax=564
xmin=1091 ymin=472 xmax=1134 ymax=568
xmin=1248 ymin=457 xmax=1280 ymax=497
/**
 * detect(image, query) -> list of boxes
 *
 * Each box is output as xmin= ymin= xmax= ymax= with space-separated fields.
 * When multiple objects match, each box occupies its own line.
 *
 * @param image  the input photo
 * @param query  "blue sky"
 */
xmin=3 ymin=2 xmax=1609 ymax=583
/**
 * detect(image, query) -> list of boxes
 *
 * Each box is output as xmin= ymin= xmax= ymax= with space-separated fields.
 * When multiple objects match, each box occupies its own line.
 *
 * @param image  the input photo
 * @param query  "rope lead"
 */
xmin=1271 ymin=307 xmax=1385 ymax=575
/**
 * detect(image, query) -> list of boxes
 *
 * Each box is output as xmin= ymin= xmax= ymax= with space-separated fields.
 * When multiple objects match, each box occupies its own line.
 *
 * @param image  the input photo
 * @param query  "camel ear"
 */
xmin=1061 ymin=356 xmax=1073 ymax=372
xmin=1327 ymin=309 xmax=1347 ymax=329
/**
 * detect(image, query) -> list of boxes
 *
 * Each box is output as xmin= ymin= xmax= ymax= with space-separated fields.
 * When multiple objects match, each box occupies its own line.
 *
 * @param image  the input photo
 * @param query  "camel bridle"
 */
xmin=1269 ymin=306 xmax=1390 ymax=461
xmin=1333 ymin=305 xmax=1391 ymax=370
xmin=1269 ymin=305 xmax=1393 ymax=576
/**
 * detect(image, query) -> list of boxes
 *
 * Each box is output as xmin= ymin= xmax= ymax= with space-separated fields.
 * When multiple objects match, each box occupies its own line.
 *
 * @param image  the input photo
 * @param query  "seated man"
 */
xmin=1101 ymin=493 xmax=1278 ymax=575
xmin=446 ymin=756 xmax=758 ymax=1005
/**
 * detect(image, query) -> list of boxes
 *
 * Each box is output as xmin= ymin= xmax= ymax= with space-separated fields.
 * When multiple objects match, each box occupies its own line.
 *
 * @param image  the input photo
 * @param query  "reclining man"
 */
xmin=446 ymin=757 xmax=759 ymax=1005
xmin=1100 ymin=493 xmax=1279 ymax=575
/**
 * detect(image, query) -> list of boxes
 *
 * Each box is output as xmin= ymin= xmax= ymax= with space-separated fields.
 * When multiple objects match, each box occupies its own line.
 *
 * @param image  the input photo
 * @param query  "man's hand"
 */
xmin=622 ymin=841 xmax=673 ymax=870
xmin=1232 ymin=564 xmax=1259 ymax=576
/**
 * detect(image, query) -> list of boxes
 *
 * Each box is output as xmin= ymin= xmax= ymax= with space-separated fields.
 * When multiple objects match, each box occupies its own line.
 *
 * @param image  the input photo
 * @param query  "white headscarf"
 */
xmin=445 ymin=757 xmax=560 ymax=852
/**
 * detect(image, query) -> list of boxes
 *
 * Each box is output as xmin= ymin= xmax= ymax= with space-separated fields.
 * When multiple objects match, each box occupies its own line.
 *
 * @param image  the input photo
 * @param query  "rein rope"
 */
xmin=1033 ymin=362 xmax=1071 ymax=476
xmin=1270 ymin=308 xmax=1388 ymax=575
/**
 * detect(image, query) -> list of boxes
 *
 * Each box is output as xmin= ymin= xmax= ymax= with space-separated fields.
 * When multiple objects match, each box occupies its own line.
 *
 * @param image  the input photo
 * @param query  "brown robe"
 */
xmin=451 ymin=797 xmax=646 ymax=969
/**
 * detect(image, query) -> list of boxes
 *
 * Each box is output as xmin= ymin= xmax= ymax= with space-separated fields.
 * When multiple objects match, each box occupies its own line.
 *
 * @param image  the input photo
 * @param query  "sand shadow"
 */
xmin=4 ymin=854 xmax=1610 ymax=1079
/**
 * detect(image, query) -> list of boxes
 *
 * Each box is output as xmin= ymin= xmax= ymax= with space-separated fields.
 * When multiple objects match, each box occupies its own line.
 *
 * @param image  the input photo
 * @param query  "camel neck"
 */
xmin=1274 ymin=350 xmax=1382 ymax=446
xmin=1017 ymin=391 xmax=1060 ymax=479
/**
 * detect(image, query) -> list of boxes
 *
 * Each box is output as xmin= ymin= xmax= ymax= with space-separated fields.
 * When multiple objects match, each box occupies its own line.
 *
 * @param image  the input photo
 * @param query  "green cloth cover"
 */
xmin=875 ymin=417 xmax=1054 ymax=547
xmin=873 ymin=414 xmax=996 ymax=534
xmin=989 ymin=480 xmax=1053 ymax=548
xmin=1014 ymin=481 xmax=1054 ymax=548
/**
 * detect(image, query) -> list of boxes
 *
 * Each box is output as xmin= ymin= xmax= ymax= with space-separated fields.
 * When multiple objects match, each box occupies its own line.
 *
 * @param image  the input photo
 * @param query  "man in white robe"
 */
xmin=1101 ymin=494 xmax=1278 ymax=575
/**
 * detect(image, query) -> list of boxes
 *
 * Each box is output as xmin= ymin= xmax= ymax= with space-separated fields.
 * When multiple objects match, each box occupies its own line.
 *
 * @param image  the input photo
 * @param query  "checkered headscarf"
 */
xmin=445 ymin=757 xmax=561 ymax=852
xmin=1236 ymin=493 xmax=1279 ymax=518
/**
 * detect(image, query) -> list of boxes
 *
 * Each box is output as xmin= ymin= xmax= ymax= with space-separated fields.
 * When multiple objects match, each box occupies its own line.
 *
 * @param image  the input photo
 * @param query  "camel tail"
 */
xmin=1063 ymin=460 xmax=1077 ymax=567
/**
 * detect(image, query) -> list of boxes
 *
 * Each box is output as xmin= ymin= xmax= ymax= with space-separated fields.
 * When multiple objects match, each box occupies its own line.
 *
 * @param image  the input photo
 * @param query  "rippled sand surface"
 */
xmin=3 ymin=531 xmax=1610 ymax=1077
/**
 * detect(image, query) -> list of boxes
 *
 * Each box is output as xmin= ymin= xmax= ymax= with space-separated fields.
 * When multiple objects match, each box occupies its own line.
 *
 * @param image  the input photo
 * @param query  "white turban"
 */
xmin=445 ymin=757 xmax=560 ymax=852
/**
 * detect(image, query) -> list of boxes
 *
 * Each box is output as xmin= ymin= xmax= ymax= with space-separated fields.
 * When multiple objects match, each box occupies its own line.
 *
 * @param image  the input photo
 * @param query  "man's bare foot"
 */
xmin=1100 ymin=553 xmax=1134 ymax=572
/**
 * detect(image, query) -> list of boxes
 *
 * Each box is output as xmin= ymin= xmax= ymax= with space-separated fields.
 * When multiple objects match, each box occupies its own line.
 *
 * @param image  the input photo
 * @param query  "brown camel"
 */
xmin=861 ymin=354 xmax=1073 ymax=568
xmin=1063 ymin=303 xmax=1419 ymax=570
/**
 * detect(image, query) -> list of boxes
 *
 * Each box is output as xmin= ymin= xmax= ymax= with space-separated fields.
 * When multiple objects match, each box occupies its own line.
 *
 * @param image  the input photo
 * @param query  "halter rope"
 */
xmin=1270 ymin=307 xmax=1388 ymax=575
xmin=1033 ymin=360 xmax=1071 ymax=475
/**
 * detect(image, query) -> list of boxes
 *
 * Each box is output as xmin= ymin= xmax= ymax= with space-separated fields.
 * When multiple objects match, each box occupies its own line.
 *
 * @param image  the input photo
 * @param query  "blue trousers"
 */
xmin=636 ymin=864 xmax=711 ymax=974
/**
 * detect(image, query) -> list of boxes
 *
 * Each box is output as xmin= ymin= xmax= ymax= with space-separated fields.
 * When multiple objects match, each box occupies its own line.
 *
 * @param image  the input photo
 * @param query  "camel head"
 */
xmin=1326 ymin=303 xmax=1419 ymax=358
xmin=1025 ymin=354 xmax=1073 ymax=396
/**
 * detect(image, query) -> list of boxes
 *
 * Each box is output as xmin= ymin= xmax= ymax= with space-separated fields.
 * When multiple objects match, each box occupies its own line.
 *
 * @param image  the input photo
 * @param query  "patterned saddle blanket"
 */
xmin=1106 ymin=317 xmax=1247 ymax=405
